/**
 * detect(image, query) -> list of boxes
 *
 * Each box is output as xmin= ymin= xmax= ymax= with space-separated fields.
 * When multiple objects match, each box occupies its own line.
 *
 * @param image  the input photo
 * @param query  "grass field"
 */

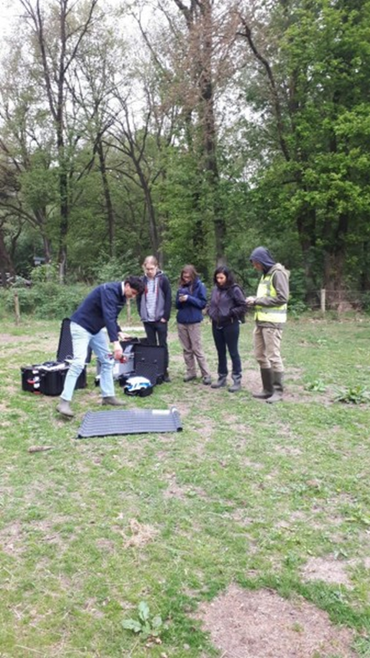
xmin=1 ymin=313 xmax=370 ymax=657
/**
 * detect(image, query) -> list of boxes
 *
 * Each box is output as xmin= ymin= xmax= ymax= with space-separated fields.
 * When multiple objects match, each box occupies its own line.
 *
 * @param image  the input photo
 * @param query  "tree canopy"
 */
xmin=0 ymin=0 xmax=369 ymax=302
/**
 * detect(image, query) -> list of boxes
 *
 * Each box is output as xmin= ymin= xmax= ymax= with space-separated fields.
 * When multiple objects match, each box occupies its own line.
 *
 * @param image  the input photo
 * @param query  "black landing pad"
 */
xmin=77 ymin=406 xmax=182 ymax=439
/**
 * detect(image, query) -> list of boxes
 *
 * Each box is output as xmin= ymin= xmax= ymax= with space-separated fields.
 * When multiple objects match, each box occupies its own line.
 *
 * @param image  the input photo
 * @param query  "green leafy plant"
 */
xmin=333 ymin=385 xmax=370 ymax=405
xmin=122 ymin=601 xmax=163 ymax=639
xmin=305 ymin=379 xmax=327 ymax=393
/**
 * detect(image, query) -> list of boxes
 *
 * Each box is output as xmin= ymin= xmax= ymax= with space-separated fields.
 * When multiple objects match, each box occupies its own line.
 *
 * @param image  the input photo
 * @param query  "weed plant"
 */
xmin=1 ymin=313 xmax=370 ymax=656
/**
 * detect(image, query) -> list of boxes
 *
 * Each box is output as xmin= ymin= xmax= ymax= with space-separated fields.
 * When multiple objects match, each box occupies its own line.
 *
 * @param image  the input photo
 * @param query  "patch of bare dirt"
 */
xmin=196 ymin=584 xmax=357 ymax=658
xmin=162 ymin=473 xmax=208 ymax=501
xmin=301 ymin=556 xmax=353 ymax=588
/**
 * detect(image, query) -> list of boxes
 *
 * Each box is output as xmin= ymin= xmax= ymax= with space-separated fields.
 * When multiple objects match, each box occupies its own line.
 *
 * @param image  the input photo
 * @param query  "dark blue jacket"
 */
xmin=175 ymin=277 xmax=207 ymax=324
xmin=71 ymin=282 xmax=126 ymax=342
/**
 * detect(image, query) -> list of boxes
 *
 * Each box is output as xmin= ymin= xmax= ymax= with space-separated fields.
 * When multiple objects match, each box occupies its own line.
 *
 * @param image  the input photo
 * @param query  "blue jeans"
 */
xmin=61 ymin=322 xmax=114 ymax=401
xmin=212 ymin=320 xmax=241 ymax=376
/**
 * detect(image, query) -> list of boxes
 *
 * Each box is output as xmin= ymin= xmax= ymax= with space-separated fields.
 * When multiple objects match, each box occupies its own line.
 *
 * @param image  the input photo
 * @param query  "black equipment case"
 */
xmin=95 ymin=339 xmax=166 ymax=388
xmin=132 ymin=343 xmax=166 ymax=385
xmin=21 ymin=318 xmax=90 ymax=396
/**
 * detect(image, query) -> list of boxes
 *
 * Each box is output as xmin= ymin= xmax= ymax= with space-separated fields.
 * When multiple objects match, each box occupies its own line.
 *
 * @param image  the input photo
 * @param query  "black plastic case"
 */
xmin=21 ymin=319 xmax=88 ymax=396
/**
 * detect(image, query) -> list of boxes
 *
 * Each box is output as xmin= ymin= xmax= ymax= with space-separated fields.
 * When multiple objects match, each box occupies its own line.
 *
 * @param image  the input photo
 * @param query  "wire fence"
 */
xmin=292 ymin=289 xmax=370 ymax=313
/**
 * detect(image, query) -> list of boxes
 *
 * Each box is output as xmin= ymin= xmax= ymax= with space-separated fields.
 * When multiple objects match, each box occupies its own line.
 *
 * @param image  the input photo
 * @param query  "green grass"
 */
xmin=1 ymin=313 xmax=370 ymax=656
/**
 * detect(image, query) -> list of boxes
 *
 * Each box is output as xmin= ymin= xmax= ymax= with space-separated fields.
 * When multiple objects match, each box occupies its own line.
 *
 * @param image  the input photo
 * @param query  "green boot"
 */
xmin=266 ymin=371 xmax=284 ymax=403
xmin=253 ymin=368 xmax=273 ymax=399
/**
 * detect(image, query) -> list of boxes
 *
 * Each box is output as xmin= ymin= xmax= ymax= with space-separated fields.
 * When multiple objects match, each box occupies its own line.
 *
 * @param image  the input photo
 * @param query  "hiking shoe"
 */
xmin=102 ymin=396 xmax=123 ymax=406
xmin=56 ymin=399 xmax=74 ymax=418
xmin=183 ymin=374 xmax=197 ymax=382
xmin=202 ymin=376 xmax=212 ymax=385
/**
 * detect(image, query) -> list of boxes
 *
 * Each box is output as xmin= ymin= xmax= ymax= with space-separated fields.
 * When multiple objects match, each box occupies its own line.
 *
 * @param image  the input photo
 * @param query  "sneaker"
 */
xmin=56 ymin=398 xmax=74 ymax=417
xmin=202 ymin=376 xmax=212 ymax=385
xmin=102 ymin=396 xmax=123 ymax=406
xmin=183 ymin=374 xmax=196 ymax=382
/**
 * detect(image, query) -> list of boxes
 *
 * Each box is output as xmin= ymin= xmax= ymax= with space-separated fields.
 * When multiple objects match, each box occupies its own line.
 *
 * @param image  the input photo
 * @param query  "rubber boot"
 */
xmin=211 ymin=374 xmax=227 ymax=389
xmin=253 ymin=368 xmax=273 ymax=399
xmin=102 ymin=396 xmax=123 ymax=406
xmin=56 ymin=398 xmax=74 ymax=418
xmin=228 ymin=374 xmax=242 ymax=393
xmin=266 ymin=371 xmax=284 ymax=403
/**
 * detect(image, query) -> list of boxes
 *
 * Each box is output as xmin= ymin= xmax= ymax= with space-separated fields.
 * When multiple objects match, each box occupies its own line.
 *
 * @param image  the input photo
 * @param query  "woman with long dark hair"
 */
xmin=207 ymin=266 xmax=247 ymax=392
xmin=176 ymin=264 xmax=212 ymax=384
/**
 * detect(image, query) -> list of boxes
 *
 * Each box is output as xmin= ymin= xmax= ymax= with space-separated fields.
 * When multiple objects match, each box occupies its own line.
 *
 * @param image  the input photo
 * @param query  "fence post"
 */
xmin=320 ymin=288 xmax=326 ymax=314
xmin=14 ymin=291 xmax=20 ymax=325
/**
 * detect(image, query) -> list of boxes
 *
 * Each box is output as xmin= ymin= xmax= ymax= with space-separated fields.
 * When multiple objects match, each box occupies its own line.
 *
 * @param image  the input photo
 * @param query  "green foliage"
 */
xmin=305 ymin=379 xmax=327 ymax=393
xmin=87 ymin=252 xmax=141 ymax=283
xmin=0 ymin=283 xmax=90 ymax=319
xmin=122 ymin=601 xmax=163 ymax=639
xmin=30 ymin=263 xmax=59 ymax=284
xmin=2 ymin=0 xmax=370 ymax=308
xmin=333 ymin=385 xmax=370 ymax=405
xmin=237 ymin=0 xmax=370 ymax=293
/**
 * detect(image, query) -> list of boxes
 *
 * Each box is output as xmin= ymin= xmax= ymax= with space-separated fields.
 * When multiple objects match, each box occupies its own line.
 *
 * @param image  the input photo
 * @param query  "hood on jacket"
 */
xmin=271 ymin=262 xmax=291 ymax=279
xmin=249 ymin=247 xmax=276 ymax=271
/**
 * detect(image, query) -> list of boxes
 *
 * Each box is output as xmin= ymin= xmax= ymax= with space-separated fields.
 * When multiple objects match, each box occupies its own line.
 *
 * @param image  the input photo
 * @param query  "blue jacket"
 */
xmin=71 ymin=282 xmax=126 ymax=342
xmin=175 ymin=277 xmax=207 ymax=324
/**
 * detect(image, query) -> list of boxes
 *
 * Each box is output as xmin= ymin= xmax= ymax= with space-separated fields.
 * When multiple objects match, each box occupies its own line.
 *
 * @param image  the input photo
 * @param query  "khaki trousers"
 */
xmin=253 ymin=325 xmax=284 ymax=372
xmin=177 ymin=322 xmax=211 ymax=378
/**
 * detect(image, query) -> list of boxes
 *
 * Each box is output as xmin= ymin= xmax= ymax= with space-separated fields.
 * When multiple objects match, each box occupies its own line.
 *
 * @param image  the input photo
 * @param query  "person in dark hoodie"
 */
xmin=207 ymin=266 xmax=247 ymax=392
xmin=176 ymin=264 xmax=212 ymax=385
xmin=137 ymin=255 xmax=172 ymax=382
xmin=246 ymin=247 xmax=290 ymax=403
xmin=56 ymin=276 xmax=145 ymax=418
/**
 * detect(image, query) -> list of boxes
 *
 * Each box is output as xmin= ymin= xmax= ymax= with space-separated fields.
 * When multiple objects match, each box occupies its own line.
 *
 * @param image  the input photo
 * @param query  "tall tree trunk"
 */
xmin=97 ymin=137 xmax=115 ymax=257
xmin=0 ymin=227 xmax=15 ymax=287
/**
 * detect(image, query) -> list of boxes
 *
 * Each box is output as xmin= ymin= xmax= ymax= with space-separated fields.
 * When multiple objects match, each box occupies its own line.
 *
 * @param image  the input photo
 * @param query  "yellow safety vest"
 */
xmin=254 ymin=272 xmax=287 ymax=323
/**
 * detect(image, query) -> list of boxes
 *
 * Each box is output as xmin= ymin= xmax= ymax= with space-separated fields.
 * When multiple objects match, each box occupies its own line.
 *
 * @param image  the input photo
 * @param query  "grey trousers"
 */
xmin=253 ymin=325 xmax=284 ymax=372
xmin=177 ymin=322 xmax=211 ymax=378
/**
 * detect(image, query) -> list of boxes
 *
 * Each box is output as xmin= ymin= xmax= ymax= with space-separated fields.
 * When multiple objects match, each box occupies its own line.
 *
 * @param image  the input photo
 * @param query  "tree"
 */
xmin=19 ymin=0 xmax=99 ymax=281
xmin=237 ymin=0 xmax=370 ymax=299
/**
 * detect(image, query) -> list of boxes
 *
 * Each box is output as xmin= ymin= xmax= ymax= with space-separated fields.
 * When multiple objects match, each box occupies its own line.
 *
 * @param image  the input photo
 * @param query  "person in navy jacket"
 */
xmin=56 ymin=276 xmax=145 ymax=418
xmin=176 ymin=264 xmax=212 ymax=385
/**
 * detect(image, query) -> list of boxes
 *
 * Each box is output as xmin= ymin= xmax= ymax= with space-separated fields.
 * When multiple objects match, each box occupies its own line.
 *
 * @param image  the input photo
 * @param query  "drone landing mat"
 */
xmin=77 ymin=406 xmax=182 ymax=439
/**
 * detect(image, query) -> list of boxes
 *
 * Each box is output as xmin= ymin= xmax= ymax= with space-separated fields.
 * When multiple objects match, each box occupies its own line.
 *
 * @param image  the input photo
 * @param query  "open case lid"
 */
xmin=56 ymin=318 xmax=92 ymax=363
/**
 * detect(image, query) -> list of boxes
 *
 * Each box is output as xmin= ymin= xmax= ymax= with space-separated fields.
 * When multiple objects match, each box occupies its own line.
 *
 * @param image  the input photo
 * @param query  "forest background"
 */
xmin=1 ymin=0 xmax=370 ymax=313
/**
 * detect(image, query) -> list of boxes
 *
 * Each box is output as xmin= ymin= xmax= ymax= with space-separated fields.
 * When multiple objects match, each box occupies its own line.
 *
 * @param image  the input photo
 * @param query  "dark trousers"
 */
xmin=212 ymin=321 xmax=241 ymax=376
xmin=144 ymin=321 xmax=169 ymax=373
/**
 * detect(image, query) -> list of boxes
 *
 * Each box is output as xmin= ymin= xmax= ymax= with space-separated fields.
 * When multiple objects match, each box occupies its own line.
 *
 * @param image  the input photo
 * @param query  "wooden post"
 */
xmin=14 ymin=291 xmax=20 ymax=325
xmin=320 ymin=288 xmax=326 ymax=314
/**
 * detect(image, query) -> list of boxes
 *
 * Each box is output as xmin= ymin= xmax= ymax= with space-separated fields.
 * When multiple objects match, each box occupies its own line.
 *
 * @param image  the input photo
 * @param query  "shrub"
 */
xmin=0 ymin=283 xmax=90 ymax=319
